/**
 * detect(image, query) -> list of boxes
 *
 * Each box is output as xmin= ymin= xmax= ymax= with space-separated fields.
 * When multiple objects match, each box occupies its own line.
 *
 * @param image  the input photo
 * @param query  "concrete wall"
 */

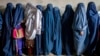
xmin=0 ymin=0 xmax=100 ymax=14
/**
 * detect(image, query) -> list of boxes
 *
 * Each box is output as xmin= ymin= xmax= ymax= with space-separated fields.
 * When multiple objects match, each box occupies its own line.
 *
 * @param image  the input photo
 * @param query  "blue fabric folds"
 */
xmin=44 ymin=4 xmax=55 ymax=55
xmin=72 ymin=3 xmax=89 ymax=55
xmin=13 ymin=3 xmax=24 ymax=28
xmin=52 ymin=7 xmax=62 ymax=55
xmin=2 ymin=3 xmax=14 ymax=56
xmin=61 ymin=5 xmax=74 ymax=55
xmin=34 ymin=5 xmax=44 ymax=55
xmin=86 ymin=2 xmax=99 ymax=55
xmin=13 ymin=3 xmax=24 ymax=55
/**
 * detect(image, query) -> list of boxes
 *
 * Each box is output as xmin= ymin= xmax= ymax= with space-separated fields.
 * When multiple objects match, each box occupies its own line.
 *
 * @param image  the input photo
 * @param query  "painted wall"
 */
xmin=0 ymin=0 xmax=100 ymax=14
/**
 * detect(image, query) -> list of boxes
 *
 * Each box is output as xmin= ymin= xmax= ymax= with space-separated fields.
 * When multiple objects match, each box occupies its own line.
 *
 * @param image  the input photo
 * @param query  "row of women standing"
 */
xmin=0 ymin=1 xmax=100 ymax=56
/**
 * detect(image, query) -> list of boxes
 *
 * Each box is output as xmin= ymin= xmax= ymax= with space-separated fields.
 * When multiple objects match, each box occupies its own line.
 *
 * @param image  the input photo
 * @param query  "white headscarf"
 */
xmin=25 ymin=3 xmax=42 ymax=40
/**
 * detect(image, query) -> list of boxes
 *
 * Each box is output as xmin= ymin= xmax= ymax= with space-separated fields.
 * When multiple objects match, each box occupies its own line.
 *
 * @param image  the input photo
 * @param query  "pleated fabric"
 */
xmin=25 ymin=3 xmax=38 ymax=40
xmin=62 ymin=5 xmax=74 ymax=55
xmin=13 ymin=3 xmax=24 ymax=28
xmin=52 ymin=7 xmax=62 ymax=55
xmin=44 ymin=4 xmax=55 ymax=55
xmin=95 ymin=25 xmax=100 ymax=55
xmin=2 ymin=3 xmax=14 ymax=56
xmin=25 ymin=3 xmax=42 ymax=40
xmin=35 ymin=5 xmax=44 ymax=55
xmin=72 ymin=3 xmax=89 ymax=55
xmin=86 ymin=2 xmax=99 ymax=55
xmin=12 ymin=3 xmax=24 ymax=56
xmin=25 ymin=3 xmax=42 ymax=55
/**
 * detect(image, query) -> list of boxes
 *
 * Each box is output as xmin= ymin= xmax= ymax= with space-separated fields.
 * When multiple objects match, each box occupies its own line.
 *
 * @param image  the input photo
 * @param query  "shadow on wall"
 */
xmin=0 ymin=5 xmax=5 ymax=13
